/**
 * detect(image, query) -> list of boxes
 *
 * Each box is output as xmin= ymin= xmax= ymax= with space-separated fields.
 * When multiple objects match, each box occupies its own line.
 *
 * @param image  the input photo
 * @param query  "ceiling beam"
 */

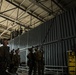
xmin=5 ymin=0 xmax=46 ymax=22
xmin=0 ymin=20 xmax=7 ymax=23
xmin=0 ymin=24 xmax=12 ymax=31
xmin=0 ymin=36 xmax=10 ymax=39
xmin=0 ymin=14 xmax=31 ymax=29
xmin=0 ymin=7 xmax=17 ymax=14
xmin=52 ymin=0 xmax=66 ymax=11
xmin=0 ymin=31 xmax=10 ymax=36
xmin=29 ymin=0 xmax=54 ymax=15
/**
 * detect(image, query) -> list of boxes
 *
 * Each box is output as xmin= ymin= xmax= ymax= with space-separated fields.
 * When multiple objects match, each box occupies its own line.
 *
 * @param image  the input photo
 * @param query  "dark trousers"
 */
xmin=13 ymin=67 xmax=18 ymax=73
xmin=28 ymin=64 xmax=37 ymax=75
xmin=8 ymin=63 xmax=14 ymax=73
xmin=38 ymin=61 xmax=44 ymax=75
xmin=38 ymin=61 xmax=41 ymax=75
xmin=0 ymin=63 xmax=9 ymax=75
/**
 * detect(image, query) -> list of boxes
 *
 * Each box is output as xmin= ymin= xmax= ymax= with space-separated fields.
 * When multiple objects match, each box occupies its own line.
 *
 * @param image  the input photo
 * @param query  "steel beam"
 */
xmin=0 ymin=20 xmax=6 ymax=23
xmin=23 ymin=18 xmax=40 ymax=26
xmin=0 ymin=35 xmax=10 ymax=39
xmin=0 ymin=0 xmax=3 ymax=11
xmin=30 ymin=0 xmax=54 ymax=15
xmin=52 ymin=0 xmax=66 ymax=11
xmin=20 ymin=0 xmax=26 ymax=6
xmin=0 ymin=24 xmax=12 ymax=31
xmin=18 ymin=12 xmax=26 ymax=20
xmin=5 ymin=0 xmax=45 ymax=22
xmin=0 ymin=7 xmax=17 ymax=14
xmin=0 ymin=31 xmax=10 ymax=36
xmin=18 ymin=3 xmax=35 ymax=20
xmin=18 ymin=14 xmax=29 ymax=20
xmin=0 ymin=14 xmax=31 ymax=29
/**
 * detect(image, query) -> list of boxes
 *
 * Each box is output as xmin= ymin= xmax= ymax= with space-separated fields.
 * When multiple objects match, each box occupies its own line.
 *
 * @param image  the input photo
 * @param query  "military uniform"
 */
xmin=13 ymin=51 xmax=20 ymax=73
xmin=27 ymin=48 xmax=36 ymax=75
xmin=0 ymin=46 xmax=10 ymax=75
xmin=34 ymin=49 xmax=44 ymax=75
xmin=8 ymin=50 xmax=14 ymax=73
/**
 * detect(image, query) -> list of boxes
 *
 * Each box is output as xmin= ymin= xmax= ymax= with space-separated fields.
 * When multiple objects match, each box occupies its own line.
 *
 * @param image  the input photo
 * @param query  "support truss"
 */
xmin=6 ymin=0 xmax=46 ymax=22
xmin=30 ymin=0 xmax=54 ymax=15
xmin=0 ymin=13 xmax=31 ymax=29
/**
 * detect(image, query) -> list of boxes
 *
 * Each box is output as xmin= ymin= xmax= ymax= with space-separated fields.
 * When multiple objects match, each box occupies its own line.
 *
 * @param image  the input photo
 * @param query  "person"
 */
xmin=0 ymin=39 xmax=10 ymax=75
xmin=13 ymin=48 xmax=20 ymax=74
xmin=34 ymin=46 xmax=44 ymax=75
xmin=40 ymin=46 xmax=45 ymax=75
xmin=8 ymin=49 xmax=14 ymax=73
xmin=27 ymin=47 xmax=36 ymax=75
xmin=34 ymin=46 xmax=41 ymax=75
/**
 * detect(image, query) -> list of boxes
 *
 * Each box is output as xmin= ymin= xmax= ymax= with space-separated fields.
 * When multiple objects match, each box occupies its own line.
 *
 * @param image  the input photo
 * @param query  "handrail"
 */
xmin=45 ymin=65 xmax=68 ymax=75
xmin=45 ymin=65 xmax=67 ymax=68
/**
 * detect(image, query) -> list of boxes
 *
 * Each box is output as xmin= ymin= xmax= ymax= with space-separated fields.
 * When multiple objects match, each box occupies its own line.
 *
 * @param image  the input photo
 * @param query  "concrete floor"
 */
xmin=17 ymin=66 xmax=28 ymax=75
xmin=17 ymin=70 xmax=28 ymax=75
xmin=18 ymin=73 xmax=27 ymax=75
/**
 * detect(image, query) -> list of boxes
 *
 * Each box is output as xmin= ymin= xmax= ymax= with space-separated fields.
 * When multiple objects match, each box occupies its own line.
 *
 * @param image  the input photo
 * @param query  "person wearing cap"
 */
xmin=34 ymin=46 xmax=44 ymax=75
xmin=8 ymin=49 xmax=15 ymax=73
xmin=39 ymin=46 xmax=45 ymax=75
xmin=27 ymin=47 xmax=36 ymax=75
xmin=0 ymin=39 xmax=10 ymax=75
xmin=13 ymin=48 xmax=20 ymax=74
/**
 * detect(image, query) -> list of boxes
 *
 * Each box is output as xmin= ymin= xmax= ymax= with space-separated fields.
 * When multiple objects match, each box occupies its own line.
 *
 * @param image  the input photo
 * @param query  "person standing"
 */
xmin=34 ymin=46 xmax=44 ymax=75
xmin=0 ymin=39 xmax=10 ymax=75
xmin=8 ymin=49 xmax=14 ymax=73
xmin=34 ymin=47 xmax=41 ymax=75
xmin=13 ymin=48 xmax=20 ymax=74
xmin=40 ymin=47 xmax=45 ymax=75
xmin=27 ymin=47 xmax=36 ymax=75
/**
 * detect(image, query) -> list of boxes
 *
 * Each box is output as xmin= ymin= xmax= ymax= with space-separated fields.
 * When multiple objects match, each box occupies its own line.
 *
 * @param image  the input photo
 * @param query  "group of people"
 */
xmin=0 ymin=39 xmax=44 ymax=75
xmin=0 ymin=39 xmax=20 ymax=75
xmin=27 ymin=46 xmax=45 ymax=75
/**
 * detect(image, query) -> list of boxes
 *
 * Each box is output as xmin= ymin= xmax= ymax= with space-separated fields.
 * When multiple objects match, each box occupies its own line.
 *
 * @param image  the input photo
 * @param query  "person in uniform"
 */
xmin=0 ymin=39 xmax=10 ymax=75
xmin=13 ymin=48 xmax=20 ymax=74
xmin=34 ymin=46 xmax=41 ymax=75
xmin=40 ymin=46 xmax=45 ymax=75
xmin=34 ymin=46 xmax=44 ymax=75
xmin=8 ymin=49 xmax=14 ymax=73
xmin=27 ymin=47 xmax=36 ymax=75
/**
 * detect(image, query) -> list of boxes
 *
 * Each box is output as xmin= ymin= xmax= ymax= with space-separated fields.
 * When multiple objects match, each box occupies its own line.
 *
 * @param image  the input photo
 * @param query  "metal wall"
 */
xmin=9 ymin=8 xmax=76 ymax=66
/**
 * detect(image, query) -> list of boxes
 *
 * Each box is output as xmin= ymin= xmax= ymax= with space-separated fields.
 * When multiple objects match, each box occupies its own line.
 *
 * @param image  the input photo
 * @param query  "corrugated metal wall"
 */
xmin=9 ymin=8 xmax=76 ymax=66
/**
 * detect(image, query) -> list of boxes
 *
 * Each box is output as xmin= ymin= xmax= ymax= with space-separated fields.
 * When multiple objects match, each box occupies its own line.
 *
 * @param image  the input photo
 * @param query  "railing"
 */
xmin=45 ymin=65 xmax=68 ymax=75
xmin=18 ymin=65 xmax=68 ymax=75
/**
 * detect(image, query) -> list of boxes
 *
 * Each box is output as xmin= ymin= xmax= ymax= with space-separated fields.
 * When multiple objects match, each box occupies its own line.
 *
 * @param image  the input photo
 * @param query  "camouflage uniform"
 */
xmin=8 ymin=49 xmax=14 ymax=73
xmin=27 ymin=48 xmax=36 ymax=75
xmin=0 ymin=45 xmax=10 ymax=75
xmin=13 ymin=49 xmax=20 ymax=73
xmin=34 ymin=48 xmax=44 ymax=75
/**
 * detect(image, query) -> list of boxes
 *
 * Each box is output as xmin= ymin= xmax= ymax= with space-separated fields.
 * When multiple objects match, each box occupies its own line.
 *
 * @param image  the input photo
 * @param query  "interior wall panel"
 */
xmin=9 ymin=8 xmax=76 ymax=68
xmin=20 ymin=51 xmax=26 ymax=62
